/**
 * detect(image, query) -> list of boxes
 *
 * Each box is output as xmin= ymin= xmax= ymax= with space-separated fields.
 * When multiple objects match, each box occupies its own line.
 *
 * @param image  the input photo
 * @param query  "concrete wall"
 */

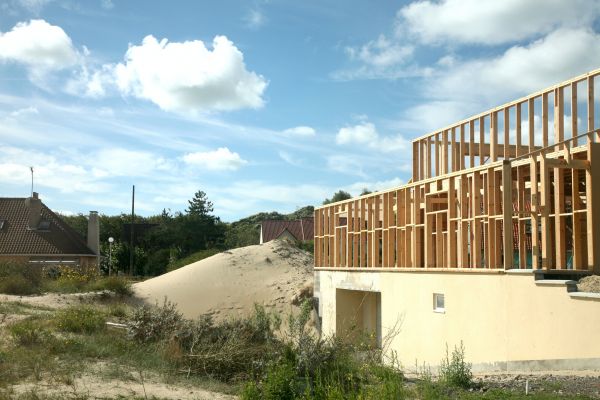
xmin=317 ymin=269 xmax=600 ymax=372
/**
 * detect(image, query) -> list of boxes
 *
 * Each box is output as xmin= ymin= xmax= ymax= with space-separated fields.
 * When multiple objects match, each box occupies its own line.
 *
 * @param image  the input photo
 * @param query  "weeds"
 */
xmin=439 ymin=341 xmax=473 ymax=389
xmin=55 ymin=305 xmax=106 ymax=334
xmin=0 ymin=262 xmax=42 ymax=295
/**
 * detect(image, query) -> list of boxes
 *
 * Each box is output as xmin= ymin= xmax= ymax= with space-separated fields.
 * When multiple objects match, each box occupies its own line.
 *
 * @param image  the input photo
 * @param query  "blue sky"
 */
xmin=1 ymin=0 xmax=599 ymax=221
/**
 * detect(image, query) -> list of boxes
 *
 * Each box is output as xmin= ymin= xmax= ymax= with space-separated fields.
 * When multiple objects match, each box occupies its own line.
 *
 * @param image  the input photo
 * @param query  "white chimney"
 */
xmin=87 ymin=211 xmax=100 ymax=255
xmin=25 ymin=192 xmax=41 ymax=229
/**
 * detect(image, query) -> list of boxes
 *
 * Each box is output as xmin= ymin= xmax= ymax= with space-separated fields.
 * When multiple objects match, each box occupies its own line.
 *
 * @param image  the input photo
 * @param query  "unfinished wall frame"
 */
xmin=315 ymin=69 xmax=600 ymax=273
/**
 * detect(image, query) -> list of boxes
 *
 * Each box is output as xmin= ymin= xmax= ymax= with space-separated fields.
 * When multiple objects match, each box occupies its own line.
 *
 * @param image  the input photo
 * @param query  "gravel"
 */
xmin=578 ymin=275 xmax=600 ymax=293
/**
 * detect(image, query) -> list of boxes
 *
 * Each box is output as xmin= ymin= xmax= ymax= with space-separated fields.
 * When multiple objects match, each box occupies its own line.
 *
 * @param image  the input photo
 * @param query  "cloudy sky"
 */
xmin=1 ymin=0 xmax=599 ymax=220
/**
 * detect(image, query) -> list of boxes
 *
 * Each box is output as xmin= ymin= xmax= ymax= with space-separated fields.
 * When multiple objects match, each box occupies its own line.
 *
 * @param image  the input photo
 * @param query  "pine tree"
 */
xmin=187 ymin=190 xmax=214 ymax=217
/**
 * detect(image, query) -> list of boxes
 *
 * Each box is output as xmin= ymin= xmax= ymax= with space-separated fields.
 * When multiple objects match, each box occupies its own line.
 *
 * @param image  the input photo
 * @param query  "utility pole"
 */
xmin=129 ymin=185 xmax=135 ymax=276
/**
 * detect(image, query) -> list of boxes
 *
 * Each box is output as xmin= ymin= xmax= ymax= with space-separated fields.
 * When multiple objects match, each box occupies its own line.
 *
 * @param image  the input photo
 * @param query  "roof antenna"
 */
xmin=29 ymin=166 xmax=34 ymax=197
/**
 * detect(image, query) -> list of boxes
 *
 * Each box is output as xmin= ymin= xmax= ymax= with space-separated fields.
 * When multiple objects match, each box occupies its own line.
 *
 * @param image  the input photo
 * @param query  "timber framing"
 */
xmin=315 ymin=68 xmax=600 ymax=273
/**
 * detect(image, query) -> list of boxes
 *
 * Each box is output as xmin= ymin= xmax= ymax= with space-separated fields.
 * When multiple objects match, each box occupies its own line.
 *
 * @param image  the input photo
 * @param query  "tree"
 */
xmin=323 ymin=190 xmax=352 ymax=205
xmin=360 ymin=188 xmax=372 ymax=196
xmin=187 ymin=190 xmax=214 ymax=217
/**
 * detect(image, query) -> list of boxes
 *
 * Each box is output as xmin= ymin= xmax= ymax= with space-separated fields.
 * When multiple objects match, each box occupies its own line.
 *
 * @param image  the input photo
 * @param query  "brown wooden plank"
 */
xmin=572 ymin=169 xmax=583 ymax=270
xmin=572 ymin=82 xmax=578 ymax=146
xmin=539 ymin=155 xmax=552 ymax=269
xmin=502 ymin=161 xmax=513 ymax=269
xmin=587 ymin=143 xmax=600 ymax=272
xmin=542 ymin=92 xmax=549 ymax=147
xmin=588 ymin=76 xmax=595 ymax=143
xmin=528 ymin=98 xmax=535 ymax=153
xmin=472 ymin=173 xmax=482 ymax=268
xmin=491 ymin=112 xmax=498 ymax=162
xmin=447 ymin=177 xmax=457 ymax=268
xmin=469 ymin=120 xmax=475 ymax=168
xmin=504 ymin=107 xmax=510 ymax=159
xmin=479 ymin=117 xmax=485 ymax=165
xmin=516 ymin=103 xmax=522 ymax=158
xmin=530 ymin=158 xmax=540 ymax=269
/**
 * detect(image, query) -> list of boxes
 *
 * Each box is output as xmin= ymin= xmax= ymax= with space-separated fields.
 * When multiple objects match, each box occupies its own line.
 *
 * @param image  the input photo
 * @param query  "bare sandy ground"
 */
xmin=133 ymin=240 xmax=314 ymax=321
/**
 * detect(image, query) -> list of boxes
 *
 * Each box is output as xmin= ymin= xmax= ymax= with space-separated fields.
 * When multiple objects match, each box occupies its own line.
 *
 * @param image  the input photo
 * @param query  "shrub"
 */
xmin=89 ymin=276 xmax=133 ymax=296
xmin=55 ymin=305 xmax=106 ymax=334
xmin=439 ymin=341 xmax=472 ymax=389
xmin=128 ymin=299 xmax=183 ymax=343
xmin=9 ymin=319 xmax=53 ymax=346
xmin=0 ymin=262 xmax=42 ymax=295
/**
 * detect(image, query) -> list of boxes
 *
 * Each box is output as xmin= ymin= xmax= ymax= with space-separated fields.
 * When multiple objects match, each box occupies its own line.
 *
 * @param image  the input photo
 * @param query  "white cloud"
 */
xmin=94 ymin=148 xmax=174 ymax=177
xmin=346 ymin=35 xmax=413 ymax=68
xmin=336 ymin=122 xmax=409 ymax=152
xmin=0 ymin=19 xmax=79 ymax=71
xmin=244 ymin=9 xmax=266 ymax=29
xmin=14 ymin=0 xmax=52 ymax=14
xmin=279 ymin=151 xmax=302 ymax=167
xmin=183 ymin=147 xmax=247 ymax=171
xmin=110 ymin=35 xmax=267 ymax=113
xmin=326 ymin=155 xmax=367 ymax=178
xmin=9 ymin=106 xmax=39 ymax=118
xmin=399 ymin=0 xmax=600 ymax=45
xmin=346 ymin=177 xmax=405 ymax=194
xmin=282 ymin=126 xmax=316 ymax=137
xmin=424 ymin=28 xmax=600 ymax=109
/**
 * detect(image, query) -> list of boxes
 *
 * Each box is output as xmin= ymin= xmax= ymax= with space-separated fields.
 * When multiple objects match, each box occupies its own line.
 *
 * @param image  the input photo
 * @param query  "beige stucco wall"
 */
xmin=317 ymin=269 xmax=600 ymax=372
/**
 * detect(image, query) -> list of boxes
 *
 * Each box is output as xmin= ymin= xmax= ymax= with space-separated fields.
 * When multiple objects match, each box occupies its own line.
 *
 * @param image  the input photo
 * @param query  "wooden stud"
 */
xmin=588 ymin=76 xmax=595 ymax=143
xmin=571 ymin=82 xmax=578 ymax=146
xmin=530 ymin=158 xmax=540 ymax=269
xmin=442 ymin=130 xmax=449 ymax=175
xmin=469 ymin=120 xmax=475 ymax=168
xmin=502 ymin=161 xmax=513 ymax=269
xmin=528 ymin=98 xmax=535 ymax=153
xmin=479 ymin=117 xmax=485 ymax=165
xmin=515 ymin=103 xmax=522 ymax=158
xmin=472 ymin=172 xmax=482 ymax=268
xmin=542 ymin=92 xmax=549 ymax=148
xmin=554 ymin=87 xmax=566 ymax=269
xmin=491 ymin=112 xmax=498 ymax=162
xmin=447 ymin=177 xmax=457 ymax=268
xmin=572 ymin=169 xmax=583 ymax=270
xmin=587 ymin=143 xmax=600 ymax=272
xmin=504 ymin=107 xmax=510 ymax=159
xmin=539 ymin=155 xmax=552 ymax=269
xmin=435 ymin=134 xmax=440 ymax=177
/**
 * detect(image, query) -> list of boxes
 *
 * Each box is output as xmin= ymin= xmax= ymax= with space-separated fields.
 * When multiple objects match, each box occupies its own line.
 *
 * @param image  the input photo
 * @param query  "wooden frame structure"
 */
xmin=315 ymin=69 xmax=600 ymax=273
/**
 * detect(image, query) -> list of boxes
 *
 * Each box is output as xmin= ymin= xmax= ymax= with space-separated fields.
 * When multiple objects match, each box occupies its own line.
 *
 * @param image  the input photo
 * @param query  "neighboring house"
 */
xmin=260 ymin=218 xmax=314 ymax=244
xmin=313 ymin=69 xmax=600 ymax=372
xmin=0 ymin=192 xmax=99 ymax=266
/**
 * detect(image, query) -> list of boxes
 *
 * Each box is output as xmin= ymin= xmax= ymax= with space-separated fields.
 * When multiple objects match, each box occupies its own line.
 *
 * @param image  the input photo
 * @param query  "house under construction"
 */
xmin=314 ymin=68 xmax=600 ymax=372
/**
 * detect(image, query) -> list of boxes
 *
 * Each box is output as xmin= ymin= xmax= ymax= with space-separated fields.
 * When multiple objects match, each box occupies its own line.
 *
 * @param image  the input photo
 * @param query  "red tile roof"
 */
xmin=0 ymin=198 xmax=95 ymax=256
xmin=261 ymin=218 xmax=314 ymax=243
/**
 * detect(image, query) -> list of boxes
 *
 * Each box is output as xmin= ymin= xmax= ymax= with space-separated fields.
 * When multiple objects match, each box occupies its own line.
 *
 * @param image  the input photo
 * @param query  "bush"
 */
xmin=0 ymin=262 xmax=42 ymax=295
xmin=9 ymin=319 xmax=53 ymax=346
xmin=89 ymin=276 xmax=133 ymax=296
xmin=439 ymin=341 xmax=472 ymax=389
xmin=55 ymin=305 xmax=106 ymax=334
xmin=128 ymin=299 xmax=183 ymax=343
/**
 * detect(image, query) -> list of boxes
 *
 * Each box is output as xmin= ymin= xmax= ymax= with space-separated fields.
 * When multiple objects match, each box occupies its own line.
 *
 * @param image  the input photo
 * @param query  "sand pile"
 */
xmin=133 ymin=240 xmax=314 ymax=320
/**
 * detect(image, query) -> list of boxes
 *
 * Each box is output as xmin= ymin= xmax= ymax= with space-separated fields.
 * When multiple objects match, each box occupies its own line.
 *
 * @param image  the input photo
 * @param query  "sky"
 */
xmin=1 ymin=0 xmax=600 ymax=221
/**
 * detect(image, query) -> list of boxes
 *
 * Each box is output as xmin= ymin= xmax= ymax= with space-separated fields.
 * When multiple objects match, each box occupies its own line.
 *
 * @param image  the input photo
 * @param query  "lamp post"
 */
xmin=108 ymin=237 xmax=114 ymax=276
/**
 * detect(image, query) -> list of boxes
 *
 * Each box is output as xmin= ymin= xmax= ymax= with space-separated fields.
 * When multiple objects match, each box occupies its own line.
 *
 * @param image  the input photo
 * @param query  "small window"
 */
xmin=38 ymin=220 xmax=51 ymax=231
xmin=433 ymin=293 xmax=445 ymax=313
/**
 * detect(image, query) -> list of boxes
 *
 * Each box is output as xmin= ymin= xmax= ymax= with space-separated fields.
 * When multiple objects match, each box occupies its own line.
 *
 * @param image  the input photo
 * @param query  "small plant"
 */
xmin=9 ymin=319 xmax=53 ymax=346
xmin=128 ymin=299 xmax=183 ymax=343
xmin=438 ymin=341 xmax=472 ymax=389
xmin=0 ymin=262 xmax=42 ymax=295
xmin=55 ymin=305 xmax=106 ymax=334
xmin=89 ymin=276 xmax=133 ymax=296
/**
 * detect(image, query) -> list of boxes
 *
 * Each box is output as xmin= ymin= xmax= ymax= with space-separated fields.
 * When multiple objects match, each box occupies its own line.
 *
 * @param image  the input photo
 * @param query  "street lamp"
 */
xmin=108 ymin=237 xmax=114 ymax=276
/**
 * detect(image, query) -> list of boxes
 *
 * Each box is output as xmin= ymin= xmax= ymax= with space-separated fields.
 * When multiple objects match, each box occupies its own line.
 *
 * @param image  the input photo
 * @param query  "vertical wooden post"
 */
xmin=491 ymin=112 xmax=498 ymax=162
xmin=542 ymin=92 xmax=549 ymax=148
xmin=472 ymin=172 xmax=482 ymax=268
xmin=412 ymin=187 xmax=422 ymax=268
xmin=504 ymin=107 xmax=510 ymax=159
xmin=572 ymin=82 xmax=578 ymax=146
xmin=554 ymin=87 xmax=566 ymax=269
xmin=517 ymin=166 xmax=527 ymax=268
xmin=479 ymin=117 xmax=485 ymax=165
xmin=435 ymin=134 xmax=440 ymax=177
xmin=469 ymin=120 xmax=475 ymax=168
xmin=530 ymin=158 xmax=540 ymax=269
xmin=502 ymin=160 xmax=513 ymax=269
xmin=442 ymin=130 xmax=449 ymax=175
xmin=540 ymin=155 xmax=553 ymax=269
xmin=528 ymin=98 xmax=535 ymax=153
xmin=314 ymin=209 xmax=321 ymax=267
xmin=572 ymin=170 xmax=583 ymax=270
xmin=516 ymin=103 xmax=522 ymax=157
xmin=588 ymin=76 xmax=595 ymax=143
xmin=448 ymin=177 xmax=457 ymax=268
xmin=334 ymin=206 xmax=340 ymax=268
xmin=460 ymin=124 xmax=466 ymax=170
xmin=413 ymin=142 xmax=419 ymax=182
xmin=346 ymin=202 xmax=353 ymax=268
xmin=587 ymin=143 xmax=600 ymax=273
xmin=360 ymin=198 xmax=366 ymax=267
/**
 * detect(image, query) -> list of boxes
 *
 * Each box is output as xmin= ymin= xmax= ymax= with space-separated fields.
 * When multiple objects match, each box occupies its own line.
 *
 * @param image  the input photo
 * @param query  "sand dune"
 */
xmin=133 ymin=240 xmax=314 ymax=320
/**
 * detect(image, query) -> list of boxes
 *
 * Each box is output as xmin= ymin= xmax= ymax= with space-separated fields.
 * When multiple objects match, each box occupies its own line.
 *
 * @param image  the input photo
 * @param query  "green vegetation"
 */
xmin=60 ymin=190 xmax=315 ymax=277
xmin=322 ymin=190 xmax=352 ymax=205
xmin=0 ymin=298 xmax=594 ymax=399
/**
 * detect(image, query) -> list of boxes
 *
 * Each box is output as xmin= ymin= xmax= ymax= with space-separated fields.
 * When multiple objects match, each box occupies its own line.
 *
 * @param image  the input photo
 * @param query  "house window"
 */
xmin=433 ymin=293 xmax=445 ymax=313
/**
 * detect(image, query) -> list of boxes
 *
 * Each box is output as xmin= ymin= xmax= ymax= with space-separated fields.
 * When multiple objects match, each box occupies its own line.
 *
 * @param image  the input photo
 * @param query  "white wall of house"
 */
xmin=317 ymin=269 xmax=600 ymax=372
